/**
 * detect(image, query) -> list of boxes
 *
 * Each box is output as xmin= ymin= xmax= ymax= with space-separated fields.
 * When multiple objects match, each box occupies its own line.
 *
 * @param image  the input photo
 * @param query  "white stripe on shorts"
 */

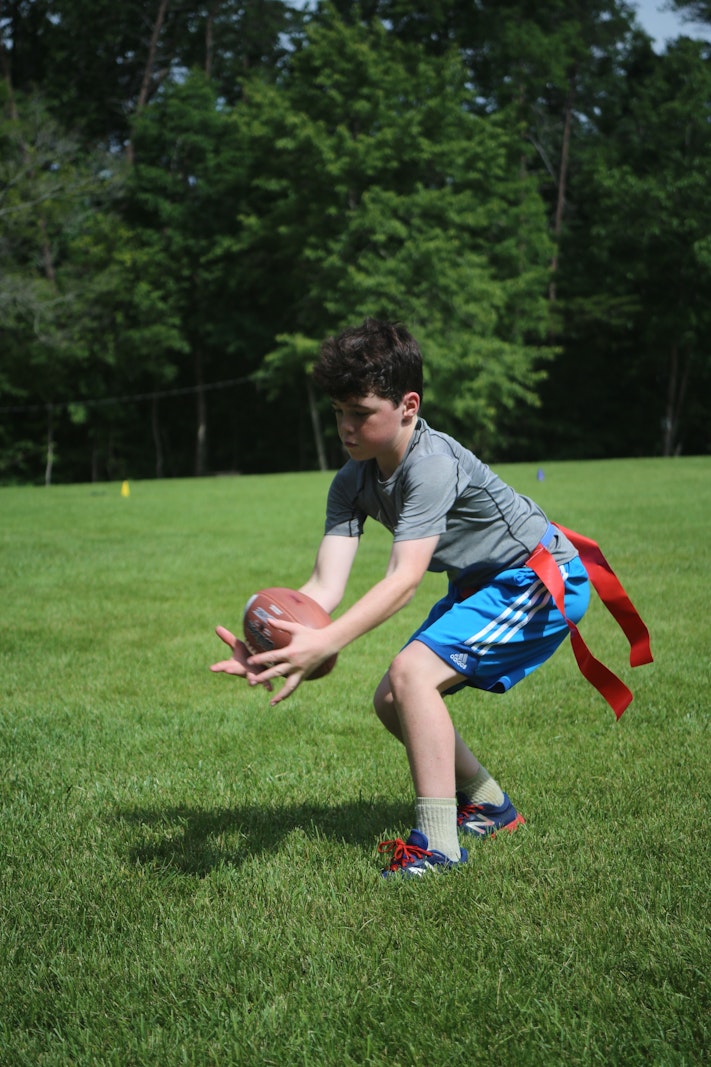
xmin=464 ymin=580 xmax=552 ymax=655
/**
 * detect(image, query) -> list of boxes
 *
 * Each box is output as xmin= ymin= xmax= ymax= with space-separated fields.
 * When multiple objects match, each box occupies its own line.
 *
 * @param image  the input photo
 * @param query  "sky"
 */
xmin=290 ymin=0 xmax=711 ymax=49
xmin=630 ymin=0 xmax=711 ymax=49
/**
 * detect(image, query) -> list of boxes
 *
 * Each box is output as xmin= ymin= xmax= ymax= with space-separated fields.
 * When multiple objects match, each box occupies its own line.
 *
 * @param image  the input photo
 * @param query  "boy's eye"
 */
xmin=332 ymin=407 xmax=369 ymax=418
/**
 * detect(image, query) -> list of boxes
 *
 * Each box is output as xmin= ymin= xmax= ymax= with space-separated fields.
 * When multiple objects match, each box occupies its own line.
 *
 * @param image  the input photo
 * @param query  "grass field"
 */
xmin=1 ymin=457 xmax=709 ymax=1066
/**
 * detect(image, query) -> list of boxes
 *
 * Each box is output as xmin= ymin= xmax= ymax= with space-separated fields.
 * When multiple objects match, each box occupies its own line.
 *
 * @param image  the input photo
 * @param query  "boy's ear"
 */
xmin=402 ymin=391 xmax=420 ymax=420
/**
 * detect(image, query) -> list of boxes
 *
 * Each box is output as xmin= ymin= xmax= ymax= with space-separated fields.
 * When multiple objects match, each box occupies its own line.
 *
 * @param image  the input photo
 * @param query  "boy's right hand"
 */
xmin=209 ymin=625 xmax=274 ymax=691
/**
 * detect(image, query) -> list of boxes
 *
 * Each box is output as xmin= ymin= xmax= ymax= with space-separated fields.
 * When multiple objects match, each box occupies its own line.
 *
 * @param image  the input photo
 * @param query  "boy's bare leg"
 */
xmin=374 ymin=644 xmax=506 ymax=810
xmin=372 ymin=642 xmax=467 ymax=859
xmin=386 ymin=641 xmax=467 ymax=796
xmin=372 ymin=642 xmax=517 ymax=861
xmin=373 ymin=662 xmax=481 ymax=786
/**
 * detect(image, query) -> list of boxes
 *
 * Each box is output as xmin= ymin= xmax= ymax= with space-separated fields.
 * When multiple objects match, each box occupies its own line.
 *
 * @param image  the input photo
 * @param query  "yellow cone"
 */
xmin=121 ymin=480 xmax=130 ymax=498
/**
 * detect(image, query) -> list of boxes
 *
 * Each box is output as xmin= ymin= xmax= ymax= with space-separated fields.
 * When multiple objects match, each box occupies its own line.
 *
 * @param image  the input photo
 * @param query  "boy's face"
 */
xmin=330 ymin=392 xmax=420 ymax=472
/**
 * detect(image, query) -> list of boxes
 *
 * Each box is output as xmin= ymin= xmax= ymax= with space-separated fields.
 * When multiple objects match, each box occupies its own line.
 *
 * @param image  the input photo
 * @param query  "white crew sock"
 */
xmin=457 ymin=764 xmax=505 ymax=808
xmin=415 ymin=797 xmax=461 ymax=861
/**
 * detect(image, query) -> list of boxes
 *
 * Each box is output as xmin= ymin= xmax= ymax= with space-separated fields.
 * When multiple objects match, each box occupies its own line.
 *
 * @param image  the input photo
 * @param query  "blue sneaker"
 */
xmin=456 ymin=792 xmax=525 ymax=838
xmin=378 ymin=829 xmax=468 ymax=878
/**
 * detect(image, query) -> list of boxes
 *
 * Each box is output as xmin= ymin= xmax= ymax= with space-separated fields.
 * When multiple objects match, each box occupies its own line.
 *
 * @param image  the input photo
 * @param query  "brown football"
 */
xmin=242 ymin=587 xmax=338 ymax=680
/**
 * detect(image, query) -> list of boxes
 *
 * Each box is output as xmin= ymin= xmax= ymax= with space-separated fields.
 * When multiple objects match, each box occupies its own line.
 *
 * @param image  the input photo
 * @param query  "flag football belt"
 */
xmin=524 ymin=523 xmax=653 ymax=719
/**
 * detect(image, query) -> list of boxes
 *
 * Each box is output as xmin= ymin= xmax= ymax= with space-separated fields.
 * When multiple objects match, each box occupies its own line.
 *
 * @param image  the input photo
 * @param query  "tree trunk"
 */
xmin=45 ymin=404 xmax=55 ymax=486
xmin=151 ymin=396 xmax=164 ymax=478
xmin=39 ymin=215 xmax=57 ymax=286
xmin=549 ymin=68 xmax=577 ymax=305
xmin=307 ymin=379 xmax=327 ymax=471
xmin=662 ymin=344 xmax=691 ymax=456
xmin=0 ymin=24 xmax=19 ymax=123
xmin=194 ymin=351 xmax=207 ymax=477
xmin=126 ymin=0 xmax=171 ymax=164
xmin=205 ymin=3 xmax=219 ymax=78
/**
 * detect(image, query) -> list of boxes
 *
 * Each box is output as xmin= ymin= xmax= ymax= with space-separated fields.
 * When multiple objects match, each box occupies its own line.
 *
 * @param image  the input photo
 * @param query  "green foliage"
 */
xmin=669 ymin=0 xmax=711 ymax=22
xmin=0 ymin=459 xmax=709 ymax=1064
xmin=2 ymin=0 xmax=299 ymax=145
xmin=546 ymin=36 xmax=711 ymax=458
xmin=241 ymin=14 xmax=553 ymax=452
xmin=1 ymin=1 xmax=710 ymax=481
xmin=259 ymin=333 xmax=323 ymax=397
xmin=0 ymin=92 xmax=128 ymax=479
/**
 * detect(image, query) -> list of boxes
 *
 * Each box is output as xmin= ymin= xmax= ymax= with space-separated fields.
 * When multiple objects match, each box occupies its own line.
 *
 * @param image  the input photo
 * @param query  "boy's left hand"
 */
xmin=246 ymin=620 xmax=338 ymax=706
xmin=210 ymin=625 xmax=274 ymax=691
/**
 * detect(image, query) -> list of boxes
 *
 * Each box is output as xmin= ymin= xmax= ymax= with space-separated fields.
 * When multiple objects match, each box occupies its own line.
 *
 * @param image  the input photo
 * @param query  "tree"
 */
xmin=321 ymin=1 xmax=642 ymax=303
xmin=1 ymin=0 xmax=301 ymax=149
xmin=669 ymin=0 xmax=711 ymax=23
xmin=3 ymin=0 xmax=709 ymax=479
xmin=128 ymin=71 xmax=267 ymax=475
xmin=0 ymin=80 xmax=190 ymax=483
xmin=0 ymin=89 xmax=126 ymax=481
xmin=243 ymin=9 xmax=554 ymax=459
xmin=539 ymin=36 xmax=711 ymax=457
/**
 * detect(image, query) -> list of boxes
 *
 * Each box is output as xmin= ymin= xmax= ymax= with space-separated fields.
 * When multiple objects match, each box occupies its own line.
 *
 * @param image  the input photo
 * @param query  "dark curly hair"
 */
xmin=313 ymin=318 xmax=423 ymax=405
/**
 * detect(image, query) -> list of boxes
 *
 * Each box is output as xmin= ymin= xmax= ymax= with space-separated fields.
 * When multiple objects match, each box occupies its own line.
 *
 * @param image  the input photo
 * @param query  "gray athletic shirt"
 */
xmin=324 ymin=417 xmax=577 ymax=587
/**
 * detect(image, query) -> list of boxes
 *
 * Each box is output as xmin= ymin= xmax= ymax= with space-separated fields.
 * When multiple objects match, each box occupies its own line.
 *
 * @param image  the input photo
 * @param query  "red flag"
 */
xmin=526 ymin=527 xmax=653 ymax=719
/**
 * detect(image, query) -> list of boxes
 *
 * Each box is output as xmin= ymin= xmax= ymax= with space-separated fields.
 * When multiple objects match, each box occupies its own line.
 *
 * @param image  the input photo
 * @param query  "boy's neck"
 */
xmin=376 ymin=418 xmax=418 ymax=480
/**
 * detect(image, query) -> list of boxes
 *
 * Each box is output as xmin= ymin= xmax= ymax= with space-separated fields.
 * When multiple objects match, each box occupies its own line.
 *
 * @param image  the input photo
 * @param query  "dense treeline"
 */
xmin=1 ymin=0 xmax=710 ymax=484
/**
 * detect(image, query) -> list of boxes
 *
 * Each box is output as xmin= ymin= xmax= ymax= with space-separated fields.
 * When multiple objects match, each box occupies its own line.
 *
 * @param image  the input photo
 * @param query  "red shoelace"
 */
xmin=377 ymin=837 xmax=432 ymax=872
xmin=456 ymin=799 xmax=484 ymax=827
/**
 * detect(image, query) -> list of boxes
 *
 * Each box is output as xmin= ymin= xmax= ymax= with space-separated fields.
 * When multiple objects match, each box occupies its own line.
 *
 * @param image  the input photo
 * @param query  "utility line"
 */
xmin=0 ymin=376 xmax=253 ymax=415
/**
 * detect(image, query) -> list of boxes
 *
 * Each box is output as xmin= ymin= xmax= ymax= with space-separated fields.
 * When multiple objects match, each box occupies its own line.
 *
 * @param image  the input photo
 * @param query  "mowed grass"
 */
xmin=0 ymin=457 xmax=709 ymax=1066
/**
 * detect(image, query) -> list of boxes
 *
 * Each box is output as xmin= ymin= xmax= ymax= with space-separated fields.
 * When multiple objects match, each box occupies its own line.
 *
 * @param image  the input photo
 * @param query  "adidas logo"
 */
xmin=450 ymin=652 xmax=469 ymax=671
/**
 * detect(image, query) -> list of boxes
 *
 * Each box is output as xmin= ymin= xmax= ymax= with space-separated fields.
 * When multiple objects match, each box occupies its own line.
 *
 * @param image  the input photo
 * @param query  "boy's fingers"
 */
xmin=210 ymin=659 xmax=273 ymax=691
xmin=247 ymin=669 xmax=274 ymax=691
xmin=264 ymin=618 xmax=302 ymax=633
xmin=215 ymin=625 xmax=237 ymax=646
xmin=269 ymin=673 xmax=302 ymax=706
xmin=248 ymin=659 xmax=289 ymax=683
xmin=210 ymin=658 xmax=244 ymax=674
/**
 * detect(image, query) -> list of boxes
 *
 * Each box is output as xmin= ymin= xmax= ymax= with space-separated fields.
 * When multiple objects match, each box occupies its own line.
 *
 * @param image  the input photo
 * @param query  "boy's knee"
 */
xmin=389 ymin=643 xmax=455 ymax=704
xmin=373 ymin=672 xmax=393 ymax=718
xmin=388 ymin=648 xmax=419 ymax=701
xmin=373 ymin=672 xmax=405 ymax=740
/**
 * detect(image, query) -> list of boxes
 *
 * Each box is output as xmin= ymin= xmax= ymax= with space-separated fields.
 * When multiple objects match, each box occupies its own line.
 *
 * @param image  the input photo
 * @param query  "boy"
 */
xmin=211 ymin=318 xmax=593 ymax=877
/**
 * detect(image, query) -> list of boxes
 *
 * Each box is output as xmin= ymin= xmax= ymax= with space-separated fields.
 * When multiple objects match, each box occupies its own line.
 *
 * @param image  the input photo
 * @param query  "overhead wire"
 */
xmin=0 ymin=376 xmax=253 ymax=415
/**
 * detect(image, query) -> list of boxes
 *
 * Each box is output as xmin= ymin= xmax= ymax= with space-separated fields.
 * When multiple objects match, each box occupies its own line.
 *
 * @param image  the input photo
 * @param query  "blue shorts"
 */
xmin=408 ymin=556 xmax=590 ymax=695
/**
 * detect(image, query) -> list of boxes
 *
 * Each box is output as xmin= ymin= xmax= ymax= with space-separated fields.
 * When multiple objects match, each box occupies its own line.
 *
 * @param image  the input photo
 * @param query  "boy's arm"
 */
xmin=299 ymin=533 xmax=361 ymax=614
xmin=250 ymin=534 xmax=439 ymax=704
xmin=325 ymin=534 xmax=439 ymax=647
xmin=210 ymin=534 xmax=357 ymax=685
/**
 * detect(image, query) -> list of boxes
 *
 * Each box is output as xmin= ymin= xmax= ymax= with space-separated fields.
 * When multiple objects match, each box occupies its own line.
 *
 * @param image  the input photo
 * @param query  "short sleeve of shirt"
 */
xmin=324 ymin=463 xmax=365 ymax=537
xmin=320 ymin=418 xmax=572 ymax=583
xmin=392 ymin=453 xmax=457 ymax=541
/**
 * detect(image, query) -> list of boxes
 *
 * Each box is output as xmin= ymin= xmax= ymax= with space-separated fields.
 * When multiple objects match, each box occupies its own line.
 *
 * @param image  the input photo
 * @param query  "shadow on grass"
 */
xmin=115 ymin=798 xmax=411 ymax=877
